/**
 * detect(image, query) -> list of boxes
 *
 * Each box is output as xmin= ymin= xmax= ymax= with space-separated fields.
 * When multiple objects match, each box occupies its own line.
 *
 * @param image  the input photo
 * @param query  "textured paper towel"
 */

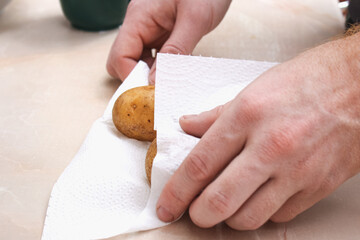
xmin=42 ymin=54 xmax=277 ymax=240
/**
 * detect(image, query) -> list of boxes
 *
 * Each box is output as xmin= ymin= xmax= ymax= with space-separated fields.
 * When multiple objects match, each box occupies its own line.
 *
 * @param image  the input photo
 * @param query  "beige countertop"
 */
xmin=1 ymin=0 xmax=359 ymax=239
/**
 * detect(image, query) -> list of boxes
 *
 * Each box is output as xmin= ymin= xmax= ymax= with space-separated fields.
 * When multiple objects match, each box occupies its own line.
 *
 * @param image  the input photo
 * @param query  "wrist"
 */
xmin=340 ymin=32 xmax=360 ymax=78
xmin=329 ymin=33 xmax=360 ymax=123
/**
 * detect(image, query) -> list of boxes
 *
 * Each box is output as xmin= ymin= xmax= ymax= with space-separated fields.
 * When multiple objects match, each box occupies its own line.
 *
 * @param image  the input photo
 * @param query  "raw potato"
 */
xmin=112 ymin=86 xmax=156 ymax=141
xmin=145 ymin=138 xmax=157 ymax=185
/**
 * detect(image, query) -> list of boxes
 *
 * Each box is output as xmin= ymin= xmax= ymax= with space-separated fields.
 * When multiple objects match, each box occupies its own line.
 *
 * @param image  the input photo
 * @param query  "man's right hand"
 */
xmin=106 ymin=0 xmax=232 ymax=83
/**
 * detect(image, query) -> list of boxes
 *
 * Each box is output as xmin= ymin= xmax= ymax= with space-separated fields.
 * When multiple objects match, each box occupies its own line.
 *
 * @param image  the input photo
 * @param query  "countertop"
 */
xmin=0 ymin=0 xmax=359 ymax=239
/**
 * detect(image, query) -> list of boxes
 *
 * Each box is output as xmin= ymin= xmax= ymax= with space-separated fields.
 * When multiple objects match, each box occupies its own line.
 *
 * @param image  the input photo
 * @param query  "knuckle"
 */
xmin=258 ymin=129 xmax=296 ymax=164
xmin=205 ymin=190 xmax=232 ymax=215
xmin=267 ymin=130 xmax=295 ymax=155
xmin=233 ymin=95 xmax=263 ymax=126
xmin=184 ymin=153 xmax=210 ymax=182
xmin=259 ymin=117 xmax=316 ymax=166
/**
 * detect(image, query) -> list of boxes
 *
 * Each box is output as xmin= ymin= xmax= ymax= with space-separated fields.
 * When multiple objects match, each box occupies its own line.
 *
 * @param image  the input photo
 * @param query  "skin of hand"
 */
xmin=156 ymin=33 xmax=360 ymax=230
xmin=106 ymin=0 xmax=232 ymax=83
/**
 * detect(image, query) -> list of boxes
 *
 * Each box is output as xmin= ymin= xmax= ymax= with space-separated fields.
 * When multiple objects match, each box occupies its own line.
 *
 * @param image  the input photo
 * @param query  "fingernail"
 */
xmin=148 ymin=74 xmax=155 ymax=85
xmin=181 ymin=114 xmax=197 ymax=120
xmin=157 ymin=206 xmax=174 ymax=222
xmin=149 ymin=78 xmax=155 ymax=85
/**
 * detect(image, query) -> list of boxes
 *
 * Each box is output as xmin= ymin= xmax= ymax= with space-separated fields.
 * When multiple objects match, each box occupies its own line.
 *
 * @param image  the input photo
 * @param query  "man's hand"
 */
xmin=156 ymin=33 xmax=360 ymax=230
xmin=106 ymin=0 xmax=231 ymax=83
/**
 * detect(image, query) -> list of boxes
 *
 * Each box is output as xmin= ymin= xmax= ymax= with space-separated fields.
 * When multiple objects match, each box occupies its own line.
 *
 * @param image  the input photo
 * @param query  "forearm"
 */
xmin=293 ymin=29 xmax=360 ymax=123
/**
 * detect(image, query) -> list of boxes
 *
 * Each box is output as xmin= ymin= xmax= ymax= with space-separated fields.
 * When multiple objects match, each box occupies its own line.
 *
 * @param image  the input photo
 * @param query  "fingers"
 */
xmin=148 ymin=60 xmax=157 ymax=85
xmin=148 ymin=4 xmax=210 ymax=83
xmin=140 ymin=48 xmax=156 ymax=69
xmin=225 ymin=178 xmax=298 ymax=230
xmin=270 ymin=180 xmax=337 ymax=223
xmin=180 ymin=102 xmax=231 ymax=138
xmin=107 ymin=0 xmax=167 ymax=81
xmin=188 ymin=149 xmax=270 ymax=228
xmin=270 ymin=192 xmax=311 ymax=223
xmin=156 ymin=103 xmax=248 ymax=222
xmin=106 ymin=24 xmax=144 ymax=81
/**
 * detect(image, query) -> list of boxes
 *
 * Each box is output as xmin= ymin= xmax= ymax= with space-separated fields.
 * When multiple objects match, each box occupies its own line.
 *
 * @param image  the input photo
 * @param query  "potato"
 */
xmin=112 ymin=86 xmax=156 ymax=141
xmin=145 ymin=138 xmax=157 ymax=185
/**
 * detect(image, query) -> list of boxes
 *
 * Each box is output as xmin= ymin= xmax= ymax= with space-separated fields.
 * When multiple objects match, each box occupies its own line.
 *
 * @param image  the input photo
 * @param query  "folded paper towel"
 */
xmin=42 ymin=54 xmax=277 ymax=239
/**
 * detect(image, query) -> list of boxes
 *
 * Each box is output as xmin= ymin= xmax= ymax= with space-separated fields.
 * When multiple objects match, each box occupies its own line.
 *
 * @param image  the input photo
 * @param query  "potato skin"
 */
xmin=145 ymin=138 xmax=157 ymax=185
xmin=112 ymin=86 xmax=156 ymax=141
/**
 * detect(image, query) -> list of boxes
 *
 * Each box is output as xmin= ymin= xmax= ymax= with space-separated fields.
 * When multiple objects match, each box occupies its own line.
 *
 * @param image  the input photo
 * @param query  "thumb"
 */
xmin=149 ymin=8 xmax=209 ymax=84
xmin=180 ymin=101 xmax=232 ymax=138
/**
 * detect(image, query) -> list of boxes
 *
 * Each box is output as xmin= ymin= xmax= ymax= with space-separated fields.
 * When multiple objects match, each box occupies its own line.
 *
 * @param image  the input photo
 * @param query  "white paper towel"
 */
xmin=42 ymin=54 xmax=277 ymax=240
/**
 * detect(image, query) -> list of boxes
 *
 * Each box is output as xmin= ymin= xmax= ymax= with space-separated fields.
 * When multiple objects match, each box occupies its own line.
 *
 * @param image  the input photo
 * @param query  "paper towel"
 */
xmin=42 ymin=54 xmax=277 ymax=239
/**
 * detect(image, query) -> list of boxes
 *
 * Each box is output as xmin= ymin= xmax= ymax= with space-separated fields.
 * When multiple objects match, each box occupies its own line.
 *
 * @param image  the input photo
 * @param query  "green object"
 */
xmin=60 ymin=0 xmax=129 ymax=31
